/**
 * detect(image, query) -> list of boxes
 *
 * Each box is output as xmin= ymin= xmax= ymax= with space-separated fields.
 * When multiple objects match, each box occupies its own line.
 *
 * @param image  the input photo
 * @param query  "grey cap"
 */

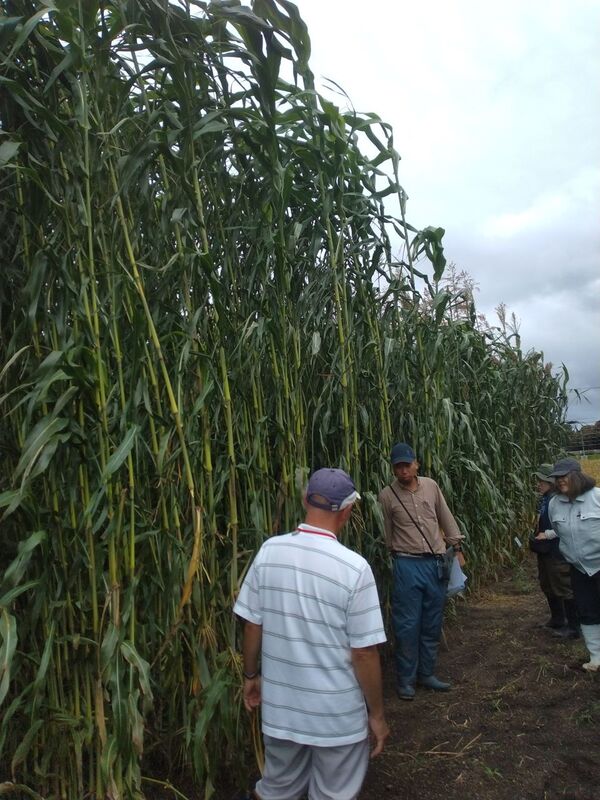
xmin=534 ymin=464 xmax=555 ymax=483
xmin=548 ymin=458 xmax=581 ymax=478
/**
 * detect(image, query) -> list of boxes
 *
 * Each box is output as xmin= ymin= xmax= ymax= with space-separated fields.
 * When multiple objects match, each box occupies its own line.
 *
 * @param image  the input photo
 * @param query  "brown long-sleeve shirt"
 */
xmin=378 ymin=477 xmax=463 ymax=555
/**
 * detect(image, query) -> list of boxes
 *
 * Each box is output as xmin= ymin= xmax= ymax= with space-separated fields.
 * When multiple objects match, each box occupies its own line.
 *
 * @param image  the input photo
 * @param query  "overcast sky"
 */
xmin=296 ymin=0 xmax=600 ymax=425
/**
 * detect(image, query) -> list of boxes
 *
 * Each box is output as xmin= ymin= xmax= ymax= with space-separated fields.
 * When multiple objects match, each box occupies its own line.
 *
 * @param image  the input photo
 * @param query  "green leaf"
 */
xmin=128 ymin=690 xmax=145 ymax=756
xmin=100 ymin=623 xmax=120 ymax=674
xmin=99 ymin=735 xmax=119 ymax=792
xmin=32 ymin=620 xmax=55 ymax=693
xmin=0 ymin=490 xmax=22 ymax=511
xmin=193 ymin=667 xmax=231 ymax=744
xmin=6 ymin=7 xmax=53 ymax=62
xmin=120 ymin=641 xmax=153 ymax=700
xmin=433 ymin=291 xmax=451 ymax=324
xmin=14 ymin=417 xmax=69 ymax=486
xmin=0 ymin=783 xmax=45 ymax=799
xmin=0 ymin=581 xmax=40 ymax=608
xmin=10 ymin=720 xmax=43 ymax=773
xmin=45 ymin=48 xmax=79 ymax=92
xmin=0 ymin=141 xmax=20 ymax=164
xmin=103 ymin=425 xmax=139 ymax=479
xmin=311 ymin=331 xmax=321 ymax=355
xmin=24 ymin=250 xmax=47 ymax=323
xmin=0 ymin=610 xmax=17 ymax=707
xmin=1 ymin=530 xmax=45 ymax=590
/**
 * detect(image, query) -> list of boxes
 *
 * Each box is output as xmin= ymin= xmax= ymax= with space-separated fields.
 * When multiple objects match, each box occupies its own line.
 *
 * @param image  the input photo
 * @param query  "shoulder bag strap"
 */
xmin=389 ymin=484 xmax=438 ymax=556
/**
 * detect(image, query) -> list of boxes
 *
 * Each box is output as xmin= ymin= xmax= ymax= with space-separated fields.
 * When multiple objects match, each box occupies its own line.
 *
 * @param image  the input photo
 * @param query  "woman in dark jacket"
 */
xmin=529 ymin=464 xmax=578 ymax=638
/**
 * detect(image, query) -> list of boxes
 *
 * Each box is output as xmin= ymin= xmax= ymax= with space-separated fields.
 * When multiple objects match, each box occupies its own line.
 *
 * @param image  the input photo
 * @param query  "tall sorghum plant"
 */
xmin=0 ymin=1 xmax=567 ymax=797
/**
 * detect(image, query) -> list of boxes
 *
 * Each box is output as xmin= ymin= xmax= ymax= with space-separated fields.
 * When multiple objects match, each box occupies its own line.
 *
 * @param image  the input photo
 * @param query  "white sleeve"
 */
xmin=233 ymin=555 xmax=262 ymax=624
xmin=347 ymin=563 xmax=386 ymax=648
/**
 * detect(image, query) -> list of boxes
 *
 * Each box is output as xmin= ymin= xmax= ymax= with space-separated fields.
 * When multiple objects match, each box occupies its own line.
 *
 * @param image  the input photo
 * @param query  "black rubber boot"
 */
xmin=564 ymin=599 xmax=579 ymax=629
xmin=552 ymin=598 xmax=581 ymax=639
xmin=543 ymin=595 xmax=566 ymax=628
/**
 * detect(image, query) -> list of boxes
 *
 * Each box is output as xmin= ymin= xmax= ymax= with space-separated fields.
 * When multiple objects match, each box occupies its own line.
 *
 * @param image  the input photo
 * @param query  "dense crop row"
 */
xmin=0 ymin=2 xmax=567 ymax=797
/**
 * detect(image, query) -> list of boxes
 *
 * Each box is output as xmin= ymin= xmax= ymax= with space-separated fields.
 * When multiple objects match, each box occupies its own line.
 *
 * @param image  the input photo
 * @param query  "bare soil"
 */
xmin=362 ymin=558 xmax=600 ymax=800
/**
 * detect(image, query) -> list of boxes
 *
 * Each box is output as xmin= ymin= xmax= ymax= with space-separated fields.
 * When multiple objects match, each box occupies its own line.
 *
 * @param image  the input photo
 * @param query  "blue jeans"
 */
xmin=391 ymin=556 xmax=447 ymax=685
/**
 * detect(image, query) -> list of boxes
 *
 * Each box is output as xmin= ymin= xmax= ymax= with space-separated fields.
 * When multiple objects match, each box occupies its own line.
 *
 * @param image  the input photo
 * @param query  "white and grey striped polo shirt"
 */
xmin=234 ymin=523 xmax=386 ymax=746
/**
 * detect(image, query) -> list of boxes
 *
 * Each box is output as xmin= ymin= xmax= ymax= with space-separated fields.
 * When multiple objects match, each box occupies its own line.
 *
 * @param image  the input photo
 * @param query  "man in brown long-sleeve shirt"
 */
xmin=378 ymin=442 xmax=465 ymax=700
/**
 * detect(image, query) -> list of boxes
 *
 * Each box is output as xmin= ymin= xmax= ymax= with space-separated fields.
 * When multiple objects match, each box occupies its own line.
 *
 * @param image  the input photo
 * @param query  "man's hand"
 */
xmin=368 ymin=712 xmax=389 ymax=758
xmin=242 ymin=621 xmax=262 ymax=712
xmin=350 ymin=645 xmax=388 ymax=756
xmin=243 ymin=676 xmax=261 ymax=712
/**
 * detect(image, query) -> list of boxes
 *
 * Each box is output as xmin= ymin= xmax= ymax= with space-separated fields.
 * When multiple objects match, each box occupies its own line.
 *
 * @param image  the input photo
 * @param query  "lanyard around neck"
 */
xmin=296 ymin=524 xmax=336 ymax=540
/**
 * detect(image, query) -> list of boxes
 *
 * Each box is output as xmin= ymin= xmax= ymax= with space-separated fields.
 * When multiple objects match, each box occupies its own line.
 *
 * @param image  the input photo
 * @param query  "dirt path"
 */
xmin=362 ymin=559 xmax=600 ymax=800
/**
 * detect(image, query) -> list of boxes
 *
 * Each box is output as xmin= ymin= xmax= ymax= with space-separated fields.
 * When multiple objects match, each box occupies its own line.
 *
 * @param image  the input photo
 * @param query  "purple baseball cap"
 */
xmin=306 ymin=468 xmax=360 ymax=512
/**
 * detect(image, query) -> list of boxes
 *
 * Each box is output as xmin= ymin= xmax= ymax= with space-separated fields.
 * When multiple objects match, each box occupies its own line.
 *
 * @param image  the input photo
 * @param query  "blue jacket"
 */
xmin=550 ymin=487 xmax=600 ymax=576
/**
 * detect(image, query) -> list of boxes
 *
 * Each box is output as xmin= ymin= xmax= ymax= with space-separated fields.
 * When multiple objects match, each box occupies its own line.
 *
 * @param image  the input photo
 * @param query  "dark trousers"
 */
xmin=391 ymin=556 xmax=446 ymax=685
xmin=570 ymin=567 xmax=600 ymax=625
xmin=537 ymin=553 xmax=573 ymax=598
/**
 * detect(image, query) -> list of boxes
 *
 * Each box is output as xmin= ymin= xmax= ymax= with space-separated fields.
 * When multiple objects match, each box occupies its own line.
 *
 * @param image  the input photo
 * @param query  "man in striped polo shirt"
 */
xmin=234 ymin=468 xmax=388 ymax=800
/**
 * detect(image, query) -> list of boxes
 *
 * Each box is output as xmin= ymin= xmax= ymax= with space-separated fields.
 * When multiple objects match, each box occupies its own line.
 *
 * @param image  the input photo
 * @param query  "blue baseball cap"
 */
xmin=548 ymin=458 xmax=581 ymax=478
xmin=306 ymin=468 xmax=360 ymax=511
xmin=391 ymin=442 xmax=416 ymax=464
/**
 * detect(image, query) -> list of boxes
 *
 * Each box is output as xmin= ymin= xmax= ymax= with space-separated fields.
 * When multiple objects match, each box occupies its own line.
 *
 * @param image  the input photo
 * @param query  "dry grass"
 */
xmin=581 ymin=456 xmax=600 ymax=482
